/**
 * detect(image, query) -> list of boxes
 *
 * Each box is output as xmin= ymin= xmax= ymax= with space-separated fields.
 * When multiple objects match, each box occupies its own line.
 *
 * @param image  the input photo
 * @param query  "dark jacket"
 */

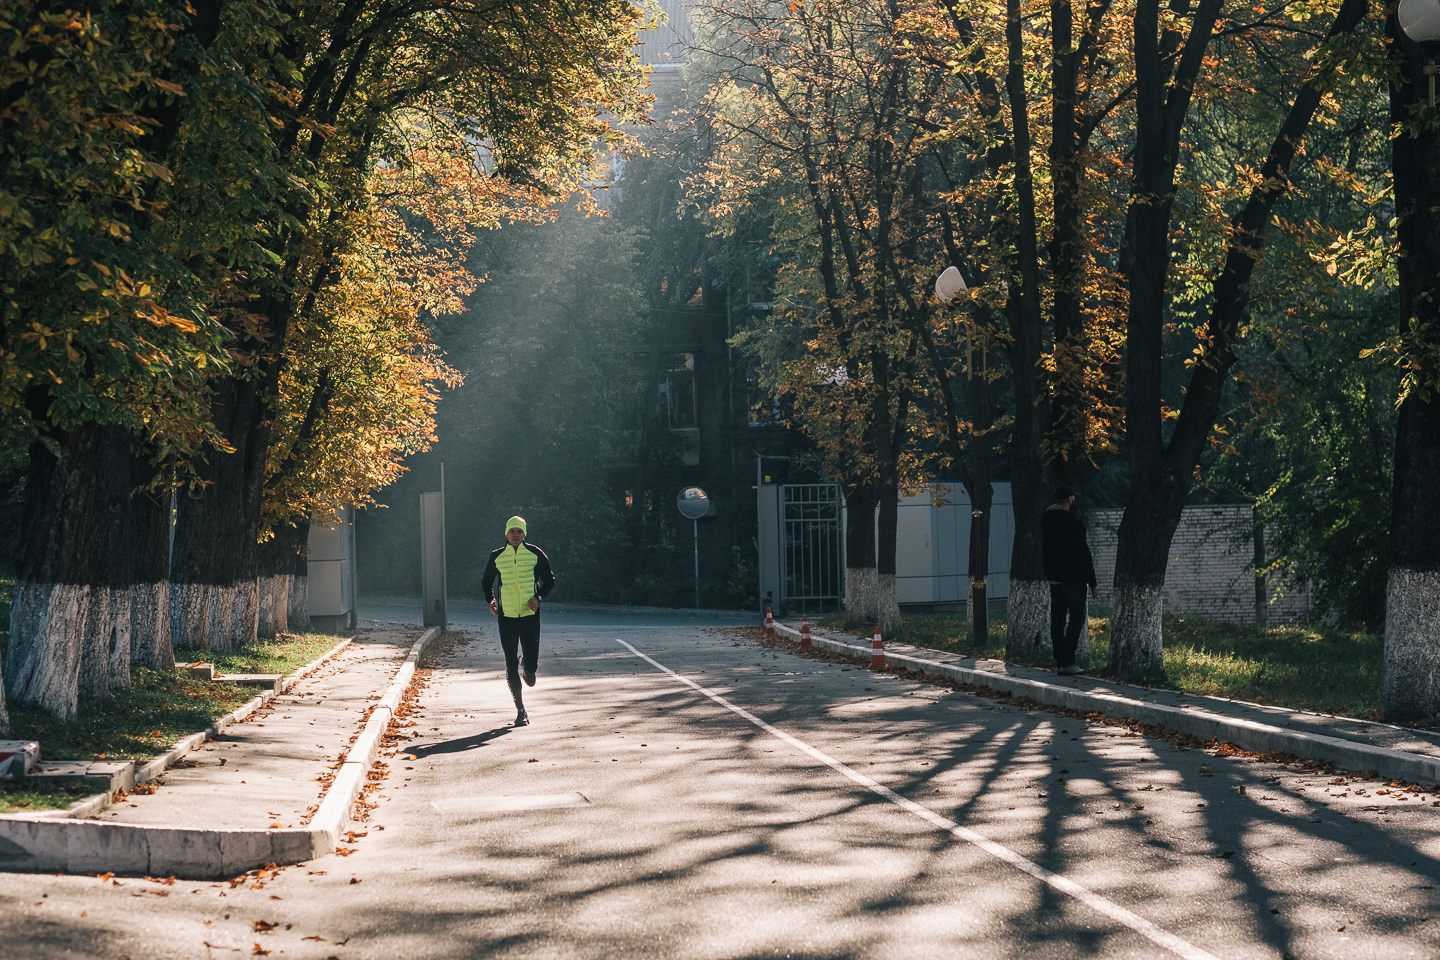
xmin=481 ymin=542 xmax=556 ymax=617
xmin=1041 ymin=508 xmax=1096 ymax=587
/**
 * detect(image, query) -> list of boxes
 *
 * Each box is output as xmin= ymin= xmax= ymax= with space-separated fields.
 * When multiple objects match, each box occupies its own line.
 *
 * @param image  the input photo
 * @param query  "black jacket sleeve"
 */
xmin=481 ymin=547 xmax=503 ymax=603
xmin=527 ymin=543 xmax=557 ymax=599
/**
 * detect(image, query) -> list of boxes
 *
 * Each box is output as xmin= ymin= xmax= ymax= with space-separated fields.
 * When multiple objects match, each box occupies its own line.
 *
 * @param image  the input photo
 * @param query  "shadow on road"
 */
xmin=409 ymin=727 xmax=512 ymax=758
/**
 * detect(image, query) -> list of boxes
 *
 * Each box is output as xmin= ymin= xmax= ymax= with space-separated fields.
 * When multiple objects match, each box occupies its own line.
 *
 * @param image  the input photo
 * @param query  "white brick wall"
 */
xmin=1086 ymin=505 xmax=1312 ymax=626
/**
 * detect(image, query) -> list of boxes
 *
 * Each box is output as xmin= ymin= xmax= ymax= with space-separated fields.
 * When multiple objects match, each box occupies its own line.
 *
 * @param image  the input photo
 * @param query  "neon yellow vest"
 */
xmin=495 ymin=544 xmax=540 ymax=618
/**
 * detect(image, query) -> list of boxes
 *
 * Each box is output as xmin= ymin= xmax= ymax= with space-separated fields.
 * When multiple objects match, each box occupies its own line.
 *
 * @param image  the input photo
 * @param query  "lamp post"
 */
xmin=934 ymin=267 xmax=990 ymax=652
xmin=1384 ymin=0 xmax=1440 ymax=720
xmin=1400 ymin=0 xmax=1440 ymax=105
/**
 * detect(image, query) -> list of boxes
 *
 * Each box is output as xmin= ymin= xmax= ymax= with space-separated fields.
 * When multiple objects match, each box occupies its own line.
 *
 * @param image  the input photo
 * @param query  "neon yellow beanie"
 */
xmin=505 ymin=515 xmax=527 ymax=536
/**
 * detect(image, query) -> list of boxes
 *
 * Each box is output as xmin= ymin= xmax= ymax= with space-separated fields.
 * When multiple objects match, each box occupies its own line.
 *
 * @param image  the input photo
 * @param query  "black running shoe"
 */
xmin=514 ymin=707 xmax=529 ymax=727
xmin=523 ymin=666 xmax=536 ymax=687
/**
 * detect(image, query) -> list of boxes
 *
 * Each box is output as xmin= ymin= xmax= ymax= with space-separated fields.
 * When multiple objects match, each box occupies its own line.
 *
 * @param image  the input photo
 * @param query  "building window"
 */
xmin=659 ymin=353 xmax=696 ymax=429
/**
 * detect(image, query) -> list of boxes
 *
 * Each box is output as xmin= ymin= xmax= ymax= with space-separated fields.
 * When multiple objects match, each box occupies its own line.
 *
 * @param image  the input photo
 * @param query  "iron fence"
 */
xmin=782 ymin=484 xmax=844 ymax=613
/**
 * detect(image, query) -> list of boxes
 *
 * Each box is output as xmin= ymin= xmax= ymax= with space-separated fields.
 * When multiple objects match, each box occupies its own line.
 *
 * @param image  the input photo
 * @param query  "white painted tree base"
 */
xmin=287 ymin=573 xmax=310 ymax=633
xmin=844 ymin=566 xmax=878 ymax=628
xmin=1005 ymin=579 xmax=1048 ymax=660
xmin=258 ymin=575 xmax=290 ymax=638
xmin=129 ymin=581 xmax=174 ymax=672
xmin=6 ymin=580 xmax=89 ymax=720
xmin=877 ymin=574 xmax=901 ymax=638
xmin=1108 ymin=583 xmax=1163 ymax=674
xmin=1383 ymin=567 xmax=1440 ymax=722
xmin=170 ymin=582 xmax=212 ymax=651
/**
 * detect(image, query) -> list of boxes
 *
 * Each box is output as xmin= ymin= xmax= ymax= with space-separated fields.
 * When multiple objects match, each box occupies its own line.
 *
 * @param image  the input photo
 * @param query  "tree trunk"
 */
xmin=259 ymin=522 xmax=309 ymax=637
xmin=1383 ymin=14 xmax=1440 ymax=721
xmin=1108 ymin=488 xmax=1181 ymax=674
xmin=128 ymin=477 xmax=174 ymax=673
xmin=876 ymin=479 xmax=902 ymax=638
xmin=6 ymin=426 xmax=123 ymax=719
xmin=843 ymin=486 xmax=878 ymax=627
xmin=170 ymin=377 xmax=271 ymax=652
xmin=1253 ymin=515 xmax=1268 ymax=630
xmin=170 ymin=485 xmax=215 ymax=651
xmin=258 ymin=544 xmax=291 ymax=639
xmin=77 ymin=425 xmax=134 ymax=701
xmin=288 ymin=521 xmax=312 ymax=632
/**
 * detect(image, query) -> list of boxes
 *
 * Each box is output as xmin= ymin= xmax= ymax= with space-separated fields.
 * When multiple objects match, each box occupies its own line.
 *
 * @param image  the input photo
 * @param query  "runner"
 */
xmin=481 ymin=516 xmax=557 ymax=726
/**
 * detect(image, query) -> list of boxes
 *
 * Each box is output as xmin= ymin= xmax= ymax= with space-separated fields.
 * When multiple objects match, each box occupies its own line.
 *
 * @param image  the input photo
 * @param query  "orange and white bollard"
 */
xmin=799 ymin=614 xmax=812 ymax=651
xmin=870 ymin=626 xmax=886 ymax=669
xmin=764 ymin=607 xmax=775 ymax=639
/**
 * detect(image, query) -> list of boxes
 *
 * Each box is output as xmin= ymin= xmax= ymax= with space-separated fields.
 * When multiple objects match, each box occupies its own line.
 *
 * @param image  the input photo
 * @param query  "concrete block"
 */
xmin=178 ymin=662 xmax=215 ymax=680
xmin=213 ymin=674 xmax=282 ymax=690
xmin=28 ymin=759 xmax=134 ymax=794
xmin=147 ymin=827 xmax=223 ymax=879
xmin=67 ymin=821 xmax=150 ymax=875
xmin=0 ymin=741 xmax=40 ymax=778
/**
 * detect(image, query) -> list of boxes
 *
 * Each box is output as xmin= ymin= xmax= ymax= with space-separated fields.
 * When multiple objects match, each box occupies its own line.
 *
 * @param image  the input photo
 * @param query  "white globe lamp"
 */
xmin=1400 ymin=0 xmax=1440 ymax=105
xmin=934 ymin=266 xmax=967 ymax=303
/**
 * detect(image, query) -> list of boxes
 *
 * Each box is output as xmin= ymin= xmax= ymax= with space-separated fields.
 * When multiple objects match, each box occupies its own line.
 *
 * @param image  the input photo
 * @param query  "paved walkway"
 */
xmin=7 ymin=606 xmax=1434 ymax=960
xmin=94 ymin=627 xmax=418 ymax=831
xmin=800 ymin=622 xmax=1440 ymax=766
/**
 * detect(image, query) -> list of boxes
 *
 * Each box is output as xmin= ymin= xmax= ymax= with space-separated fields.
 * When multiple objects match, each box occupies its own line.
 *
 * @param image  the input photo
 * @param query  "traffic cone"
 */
xmin=764 ymin=607 xmax=775 ymax=639
xmin=870 ymin=626 xmax=885 ymax=669
xmin=799 ymin=614 xmax=812 ymax=651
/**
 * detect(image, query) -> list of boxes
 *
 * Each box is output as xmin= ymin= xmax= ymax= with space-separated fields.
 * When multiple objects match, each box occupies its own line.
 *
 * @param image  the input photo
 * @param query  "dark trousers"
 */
xmin=497 ymin=614 xmax=541 ymax=706
xmin=1049 ymin=582 xmax=1087 ymax=667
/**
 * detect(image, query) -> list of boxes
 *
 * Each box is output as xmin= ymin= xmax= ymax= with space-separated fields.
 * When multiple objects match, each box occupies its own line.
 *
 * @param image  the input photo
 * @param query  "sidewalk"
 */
xmin=779 ymin=620 xmax=1440 ymax=785
xmin=94 ymin=628 xmax=418 ymax=832
xmin=0 ymin=625 xmax=434 ymax=877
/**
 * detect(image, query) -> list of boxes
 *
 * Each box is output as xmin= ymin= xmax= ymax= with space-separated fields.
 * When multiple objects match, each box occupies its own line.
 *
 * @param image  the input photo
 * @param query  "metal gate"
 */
xmin=782 ymin=484 xmax=844 ymax=613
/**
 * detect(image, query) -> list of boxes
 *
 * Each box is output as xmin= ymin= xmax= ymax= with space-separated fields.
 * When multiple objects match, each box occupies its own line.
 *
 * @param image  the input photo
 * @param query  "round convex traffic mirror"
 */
xmin=677 ymin=486 xmax=710 ymax=520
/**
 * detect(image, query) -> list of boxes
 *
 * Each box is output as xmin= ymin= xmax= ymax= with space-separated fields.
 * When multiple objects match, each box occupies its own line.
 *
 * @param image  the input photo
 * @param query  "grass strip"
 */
xmin=0 ymin=779 xmax=98 ymax=814
xmin=6 ymin=632 xmax=347 ymax=762
xmin=820 ymin=611 xmax=1384 ymax=722
xmin=206 ymin=632 xmax=345 ymax=676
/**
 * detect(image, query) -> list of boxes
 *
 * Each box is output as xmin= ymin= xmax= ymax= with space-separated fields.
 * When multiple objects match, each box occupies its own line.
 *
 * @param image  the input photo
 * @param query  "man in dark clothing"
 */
xmin=1041 ymin=484 xmax=1098 ymax=676
xmin=481 ymin=515 xmax=556 ymax=726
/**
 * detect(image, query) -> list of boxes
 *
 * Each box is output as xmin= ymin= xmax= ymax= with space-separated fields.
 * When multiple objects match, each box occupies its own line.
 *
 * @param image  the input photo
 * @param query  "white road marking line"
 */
xmin=615 ymin=637 xmax=1223 ymax=960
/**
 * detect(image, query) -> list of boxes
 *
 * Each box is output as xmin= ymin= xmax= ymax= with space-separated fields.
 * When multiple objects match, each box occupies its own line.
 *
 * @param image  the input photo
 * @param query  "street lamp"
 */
xmin=1400 ymin=0 xmax=1440 ymax=106
xmin=934 ymin=266 xmax=989 ymax=652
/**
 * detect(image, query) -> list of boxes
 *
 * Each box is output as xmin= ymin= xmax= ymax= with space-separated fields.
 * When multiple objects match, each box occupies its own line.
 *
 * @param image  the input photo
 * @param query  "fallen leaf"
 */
xmin=252 ymin=919 xmax=277 ymax=933
xmin=349 ymin=877 xmax=361 ymax=884
xmin=252 ymin=945 xmax=270 ymax=956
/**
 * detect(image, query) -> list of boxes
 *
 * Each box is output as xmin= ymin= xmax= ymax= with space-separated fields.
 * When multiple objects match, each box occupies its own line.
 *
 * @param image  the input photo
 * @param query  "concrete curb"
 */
xmin=0 ymin=630 xmax=438 ymax=877
xmin=770 ymin=622 xmax=1440 ymax=786
xmin=307 ymin=626 xmax=440 ymax=853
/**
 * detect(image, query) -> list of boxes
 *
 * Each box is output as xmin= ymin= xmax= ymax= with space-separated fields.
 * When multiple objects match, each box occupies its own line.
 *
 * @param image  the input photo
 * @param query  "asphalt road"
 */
xmin=3 ymin=607 xmax=1437 ymax=959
